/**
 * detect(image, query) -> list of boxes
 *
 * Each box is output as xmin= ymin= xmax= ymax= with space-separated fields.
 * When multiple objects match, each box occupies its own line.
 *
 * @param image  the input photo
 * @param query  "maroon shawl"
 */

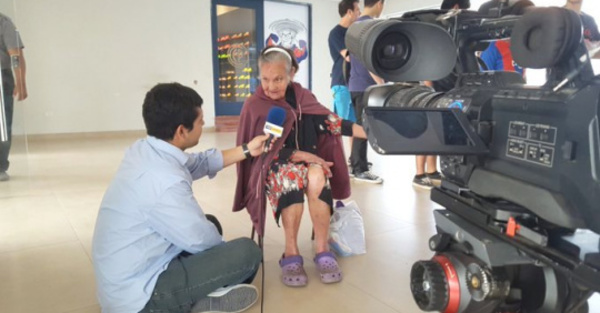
xmin=233 ymin=82 xmax=351 ymax=236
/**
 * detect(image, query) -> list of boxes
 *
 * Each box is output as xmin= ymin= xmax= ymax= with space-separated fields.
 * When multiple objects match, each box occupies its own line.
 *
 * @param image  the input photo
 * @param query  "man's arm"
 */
xmin=221 ymin=134 xmax=270 ymax=167
xmin=340 ymin=49 xmax=350 ymax=62
xmin=8 ymin=48 xmax=27 ymax=101
xmin=369 ymin=71 xmax=385 ymax=85
xmin=330 ymin=28 xmax=349 ymax=62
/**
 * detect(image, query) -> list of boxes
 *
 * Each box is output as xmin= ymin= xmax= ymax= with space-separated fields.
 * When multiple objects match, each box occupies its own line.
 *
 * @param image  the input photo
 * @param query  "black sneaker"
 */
xmin=426 ymin=171 xmax=443 ymax=186
xmin=193 ymin=284 xmax=258 ymax=313
xmin=413 ymin=174 xmax=433 ymax=190
xmin=353 ymin=171 xmax=383 ymax=184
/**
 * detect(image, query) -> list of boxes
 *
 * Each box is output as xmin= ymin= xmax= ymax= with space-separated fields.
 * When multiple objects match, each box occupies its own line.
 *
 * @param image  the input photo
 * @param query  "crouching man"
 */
xmin=93 ymin=83 xmax=269 ymax=313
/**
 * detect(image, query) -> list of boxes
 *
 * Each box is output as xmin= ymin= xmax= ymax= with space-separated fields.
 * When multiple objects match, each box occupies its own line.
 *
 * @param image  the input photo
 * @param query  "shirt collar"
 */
xmin=146 ymin=136 xmax=190 ymax=166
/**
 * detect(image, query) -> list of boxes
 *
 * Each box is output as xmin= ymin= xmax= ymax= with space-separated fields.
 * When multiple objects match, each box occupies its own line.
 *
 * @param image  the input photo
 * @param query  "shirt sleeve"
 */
xmin=186 ymin=148 xmax=224 ymax=181
xmin=313 ymin=114 xmax=353 ymax=136
xmin=329 ymin=28 xmax=346 ymax=57
xmin=1 ymin=17 xmax=23 ymax=50
xmin=147 ymin=181 xmax=223 ymax=254
xmin=588 ymin=15 xmax=600 ymax=41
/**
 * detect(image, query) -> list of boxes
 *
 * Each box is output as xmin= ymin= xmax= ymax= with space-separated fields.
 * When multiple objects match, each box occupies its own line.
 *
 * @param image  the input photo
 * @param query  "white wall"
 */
xmin=11 ymin=0 xmax=340 ymax=134
xmin=383 ymin=0 xmax=441 ymax=15
xmin=14 ymin=0 xmax=435 ymax=135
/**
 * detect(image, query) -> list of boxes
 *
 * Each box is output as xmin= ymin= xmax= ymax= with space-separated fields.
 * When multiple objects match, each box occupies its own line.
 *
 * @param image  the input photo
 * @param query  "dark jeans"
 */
xmin=0 ymin=69 xmax=14 ymax=172
xmin=139 ymin=237 xmax=262 ymax=313
xmin=350 ymin=91 xmax=369 ymax=173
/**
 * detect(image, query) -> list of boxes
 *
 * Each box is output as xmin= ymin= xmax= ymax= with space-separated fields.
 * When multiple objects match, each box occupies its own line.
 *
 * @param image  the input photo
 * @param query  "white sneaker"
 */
xmin=192 ymin=284 xmax=258 ymax=313
xmin=0 ymin=171 xmax=9 ymax=182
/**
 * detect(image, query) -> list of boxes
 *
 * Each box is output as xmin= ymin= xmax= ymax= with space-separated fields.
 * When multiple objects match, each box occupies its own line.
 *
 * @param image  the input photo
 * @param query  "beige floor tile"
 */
xmin=0 ymin=242 xmax=97 ymax=313
xmin=0 ymin=194 xmax=79 ymax=253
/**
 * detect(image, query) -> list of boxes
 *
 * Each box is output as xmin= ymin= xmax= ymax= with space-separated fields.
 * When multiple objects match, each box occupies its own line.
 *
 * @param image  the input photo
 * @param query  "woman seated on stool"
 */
xmin=233 ymin=46 xmax=367 ymax=287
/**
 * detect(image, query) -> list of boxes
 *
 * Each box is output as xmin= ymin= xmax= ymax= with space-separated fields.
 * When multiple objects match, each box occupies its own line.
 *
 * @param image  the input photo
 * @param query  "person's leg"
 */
xmin=0 ymin=71 xmax=15 ymax=177
xmin=426 ymin=155 xmax=438 ymax=173
xmin=349 ymin=92 xmax=382 ymax=183
xmin=279 ymin=203 xmax=308 ymax=287
xmin=333 ymin=86 xmax=354 ymax=166
xmin=332 ymin=86 xmax=346 ymax=118
xmin=416 ymin=155 xmax=426 ymax=176
xmin=140 ymin=237 xmax=262 ymax=313
xmin=305 ymin=165 xmax=342 ymax=283
xmin=413 ymin=155 xmax=433 ymax=190
xmin=349 ymin=92 xmax=368 ymax=173
xmin=281 ymin=203 xmax=304 ymax=257
xmin=425 ymin=155 xmax=443 ymax=186
xmin=305 ymin=165 xmax=330 ymax=254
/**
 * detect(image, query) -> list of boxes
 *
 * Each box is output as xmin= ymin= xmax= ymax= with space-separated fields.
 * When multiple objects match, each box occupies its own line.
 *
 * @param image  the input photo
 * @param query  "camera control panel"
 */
xmin=506 ymin=121 xmax=556 ymax=167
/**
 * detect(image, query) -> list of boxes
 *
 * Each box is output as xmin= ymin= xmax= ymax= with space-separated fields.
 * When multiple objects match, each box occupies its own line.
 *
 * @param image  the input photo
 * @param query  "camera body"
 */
xmin=347 ymin=6 xmax=600 ymax=313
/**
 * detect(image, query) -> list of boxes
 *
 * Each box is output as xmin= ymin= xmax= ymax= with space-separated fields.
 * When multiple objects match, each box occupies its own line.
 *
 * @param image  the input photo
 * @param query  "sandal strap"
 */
xmin=279 ymin=255 xmax=304 ymax=267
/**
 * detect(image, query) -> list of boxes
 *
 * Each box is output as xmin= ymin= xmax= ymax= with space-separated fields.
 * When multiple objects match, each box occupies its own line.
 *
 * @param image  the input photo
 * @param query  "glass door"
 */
xmin=211 ymin=0 xmax=263 ymax=119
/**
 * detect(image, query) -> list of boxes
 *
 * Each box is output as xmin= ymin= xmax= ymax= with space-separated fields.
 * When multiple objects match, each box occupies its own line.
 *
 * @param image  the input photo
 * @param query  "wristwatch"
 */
xmin=242 ymin=143 xmax=251 ymax=159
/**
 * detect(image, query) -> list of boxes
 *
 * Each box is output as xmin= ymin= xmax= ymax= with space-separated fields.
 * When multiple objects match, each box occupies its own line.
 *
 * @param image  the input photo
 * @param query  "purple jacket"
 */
xmin=233 ymin=82 xmax=351 ymax=236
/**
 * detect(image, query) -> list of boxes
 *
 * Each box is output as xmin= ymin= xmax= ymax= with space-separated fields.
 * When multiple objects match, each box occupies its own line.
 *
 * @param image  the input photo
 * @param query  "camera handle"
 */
xmin=552 ymin=47 xmax=599 ymax=92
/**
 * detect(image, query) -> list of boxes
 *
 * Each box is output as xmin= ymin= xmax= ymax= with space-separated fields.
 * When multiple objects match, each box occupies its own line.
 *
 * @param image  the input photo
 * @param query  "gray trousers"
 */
xmin=139 ymin=237 xmax=262 ymax=313
xmin=0 ymin=69 xmax=14 ymax=172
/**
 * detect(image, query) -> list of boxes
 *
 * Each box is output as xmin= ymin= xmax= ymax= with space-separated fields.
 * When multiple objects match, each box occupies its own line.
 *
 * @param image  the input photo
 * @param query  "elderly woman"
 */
xmin=233 ymin=46 xmax=367 ymax=287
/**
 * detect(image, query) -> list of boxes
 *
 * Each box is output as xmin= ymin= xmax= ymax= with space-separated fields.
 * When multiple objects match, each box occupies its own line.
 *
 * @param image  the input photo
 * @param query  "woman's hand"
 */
xmin=291 ymin=150 xmax=334 ymax=177
xmin=247 ymin=134 xmax=275 ymax=157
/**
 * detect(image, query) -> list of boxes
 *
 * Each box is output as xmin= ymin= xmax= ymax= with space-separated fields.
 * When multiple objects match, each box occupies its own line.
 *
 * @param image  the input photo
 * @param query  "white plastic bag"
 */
xmin=328 ymin=200 xmax=366 ymax=257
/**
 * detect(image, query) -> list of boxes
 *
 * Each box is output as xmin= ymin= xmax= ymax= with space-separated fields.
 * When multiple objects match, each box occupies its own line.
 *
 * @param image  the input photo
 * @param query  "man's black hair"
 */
xmin=364 ymin=0 xmax=383 ymax=8
xmin=441 ymin=0 xmax=471 ymax=9
xmin=339 ymin=0 xmax=359 ymax=18
xmin=142 ymin=83 xmax=203 ymax=141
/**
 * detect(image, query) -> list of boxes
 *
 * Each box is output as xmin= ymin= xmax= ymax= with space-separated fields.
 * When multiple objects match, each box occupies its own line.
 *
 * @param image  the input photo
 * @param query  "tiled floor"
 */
xmin=0 ymin=131 xmax=598 ymax=313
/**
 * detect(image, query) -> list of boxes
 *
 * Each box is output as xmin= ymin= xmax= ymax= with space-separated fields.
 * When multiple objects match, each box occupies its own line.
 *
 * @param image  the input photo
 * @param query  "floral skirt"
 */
xmin=266 ymin=161 xmax=333 ymax=225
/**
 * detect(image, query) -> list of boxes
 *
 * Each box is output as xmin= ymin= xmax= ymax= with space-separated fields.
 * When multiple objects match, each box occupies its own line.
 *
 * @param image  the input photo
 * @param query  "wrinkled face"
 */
xmin=260 ymin=61 xmax=291 ymax=101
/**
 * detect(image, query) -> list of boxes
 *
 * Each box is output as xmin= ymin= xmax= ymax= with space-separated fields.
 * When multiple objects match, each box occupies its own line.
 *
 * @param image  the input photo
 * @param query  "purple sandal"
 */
xmin=279 ymin=255 xmax=308 ymax=287
xmin=314 ymin=251 xmax=343 ymax=284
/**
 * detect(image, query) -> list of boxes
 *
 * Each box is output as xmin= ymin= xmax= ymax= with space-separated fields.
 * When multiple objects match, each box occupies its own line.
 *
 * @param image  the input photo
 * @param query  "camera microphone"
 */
xmin=263 ymin=106 xmax=287 ymax=153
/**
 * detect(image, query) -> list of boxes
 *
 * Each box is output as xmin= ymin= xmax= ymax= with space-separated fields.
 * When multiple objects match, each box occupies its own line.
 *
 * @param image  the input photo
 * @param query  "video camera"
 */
xmin=346 ymin=5 xmax=600 ymax=313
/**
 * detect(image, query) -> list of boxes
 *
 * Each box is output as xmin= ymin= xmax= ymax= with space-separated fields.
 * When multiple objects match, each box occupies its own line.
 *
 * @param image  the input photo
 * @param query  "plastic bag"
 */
xmin=328 ymin=200 xmax=366 ymax=257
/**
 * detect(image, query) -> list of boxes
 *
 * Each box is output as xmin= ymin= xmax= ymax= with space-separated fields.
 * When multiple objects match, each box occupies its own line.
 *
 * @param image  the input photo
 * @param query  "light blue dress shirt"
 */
xmin=92 ymin=136 xmax=224 ymax=313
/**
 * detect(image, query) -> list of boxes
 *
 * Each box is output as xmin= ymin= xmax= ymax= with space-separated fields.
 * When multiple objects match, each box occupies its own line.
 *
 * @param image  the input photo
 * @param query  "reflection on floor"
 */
xmin=0 ymin=130 xmax=598 ymax=313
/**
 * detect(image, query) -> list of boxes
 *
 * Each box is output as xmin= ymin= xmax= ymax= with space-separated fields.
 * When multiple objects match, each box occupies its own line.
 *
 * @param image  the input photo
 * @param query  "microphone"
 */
xmin=263 ymin=107 xmax=287 ymax=153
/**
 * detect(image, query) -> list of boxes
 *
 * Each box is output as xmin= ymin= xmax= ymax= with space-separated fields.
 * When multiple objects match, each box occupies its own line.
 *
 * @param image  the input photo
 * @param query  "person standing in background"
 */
xmin=0 ymin=12 xmax=27 ymax=182
xmin=564 ymin=0 xmax=600 ymax=58
xmin=412 ymin=0 xmax=471 ymax=190
xmin=329 ymin=0 xmax=360 ymax=124
xmin=347 ymin=0 xmax=384 ymax=184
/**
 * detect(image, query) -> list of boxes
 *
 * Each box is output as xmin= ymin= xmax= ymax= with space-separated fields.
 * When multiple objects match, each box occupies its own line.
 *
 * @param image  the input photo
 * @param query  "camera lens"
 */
xmin=386 ymin=86 xmax=440 ymax=108
xmin=375 ymin=32 xmax=411 ymax=71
